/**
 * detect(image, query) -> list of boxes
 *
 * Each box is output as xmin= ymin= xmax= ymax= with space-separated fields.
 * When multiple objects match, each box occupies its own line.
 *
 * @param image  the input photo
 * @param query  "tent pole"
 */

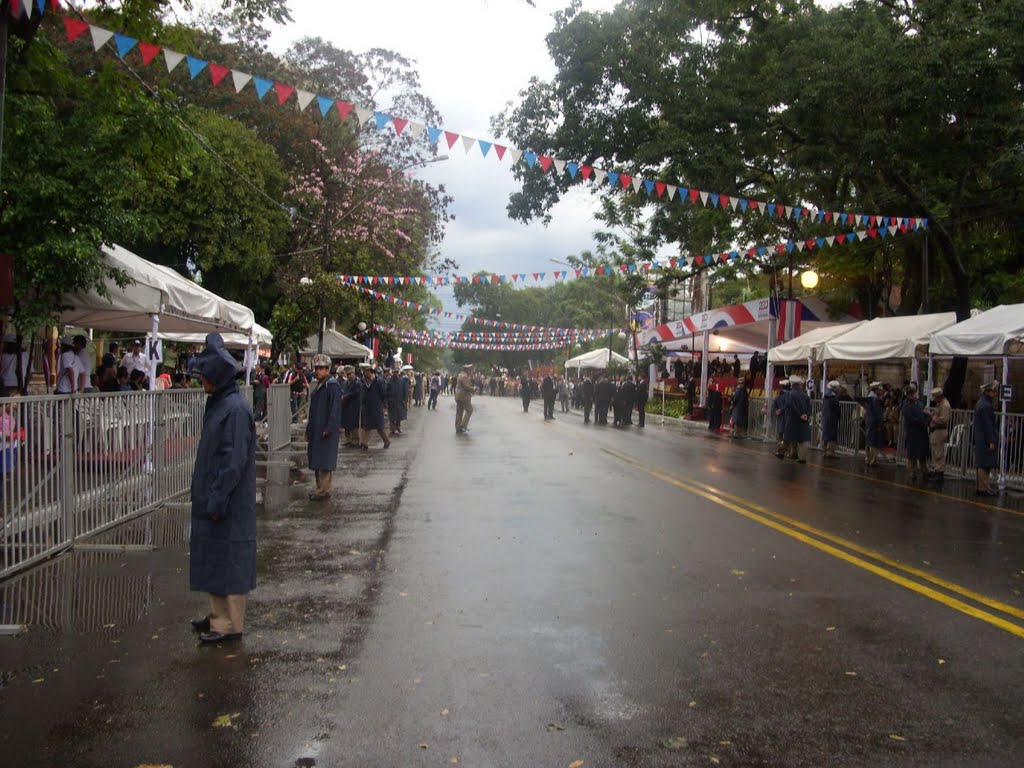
xmin=148 ymin=314 xmax=159 ymax=392
xmin=999 ymin=355 xmax=1008 ymax=492
xmin=926 ymin=355 xmax=934 ymax=396
xmin=245 ymin=330 xmax=255 ymax=386
xmin=699 ymin=330 xmax=709 ymax=408
xmin=822 ymin=360 xmax=828 ymax=396
xmin=911 ymin=357 xmax=920 ymax=390
xmin=764 ymin=361 xmax=774 ymax=441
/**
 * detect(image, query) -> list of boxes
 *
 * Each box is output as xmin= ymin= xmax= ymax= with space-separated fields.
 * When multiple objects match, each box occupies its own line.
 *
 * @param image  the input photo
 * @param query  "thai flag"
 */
xmin=777 ymin=299 xmax=802 ymax=342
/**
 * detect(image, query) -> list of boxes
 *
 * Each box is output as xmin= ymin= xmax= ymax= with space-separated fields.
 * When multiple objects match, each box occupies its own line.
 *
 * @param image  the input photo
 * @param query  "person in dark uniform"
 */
xmin=635 ymin=374 xmax=648 ymax=428
xmin=707 ymin=379 xmax=723 ymax=432
xmin=864 ymin=381 xmax=885 ymax=466
xmin=783 ymin=374 xmax=811 ymax=462
xmin=519 ymin=369 xmax=532 ymax=412
xmin=612 ymin=377 xmax=624 ymax=426
xmin=359 ymin=365 xmax=390 ymax=449
xmin=773 ymin=379 xmax=791 ymax=457
xmin=339 ymin=365 xmax=361 ymax=447
xmin=821 ymin=380 xmax=841 ymax=457
xmin=901 ymin=384 xmax=929 ymax=481
xmin=974 ymin=381 xmax=999 ymax=496
xmin=387 ymin=368 xmax=408 ymax=435
xmin=541 ymin=372 xmax=556 ymax=420
xmin=306 ymin=354 xmax=342 ymax=501
xmin=189 ymin=333 xmax=256 ymax=645
xmin=594 ymin=374 xmax=611 ymax=425
xmin=729 ymin=377 xmax=749 ymax=438
xmin=685 ymin=376 xmax=696 ymax=416
xmin=621 ymin=376 xmax=636 ymax=425
xmin=582 ymin=375 xmax=595 ymax=424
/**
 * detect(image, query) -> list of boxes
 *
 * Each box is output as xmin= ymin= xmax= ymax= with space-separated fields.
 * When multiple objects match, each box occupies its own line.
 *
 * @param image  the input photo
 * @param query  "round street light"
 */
xmin=800 ymin=270 xmax=819 ymax=290
xmin=299 ymin=276 xmax=313 ymax=286
xmin=357 ymin=321 xmax=367 ymax=332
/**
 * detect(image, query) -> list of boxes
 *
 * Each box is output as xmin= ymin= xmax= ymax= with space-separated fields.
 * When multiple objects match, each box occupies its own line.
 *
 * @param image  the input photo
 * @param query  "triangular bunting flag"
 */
xmin=494 ymin=144 xmax=507 ymax=160
xmin=553 ymin=159 xmax=565 ymax=175
xmin=593 ymin=169 xmax=607 ymax=185
xmin=391 ymin=117 xmax=408 ymax=135
xmin=580 ymin=166 xmax=592 ymax=180
xmin=274 ymin=82 xmax=294 ymax=105
xmin=406 ymin=121 xmax=425 ymax=139
xmin=90 ymin=26 xmax=114 ymax=52
xmin=427 ymin=126 xmax=443 ymax=145
xmin=209 ymin=62 xmax=231 ymax=86
xmin=567 ymin=162 xmax=579 ymax=178
xmin=654 ymin=181 xmax=666 ymax=197
xmin=666 ymin=184 xmax=677 ymax=200
xmin=619 ymin=173 xmax=632 ymax=189
xmin=232 ymin=70 xmax=252 ymax=93
xmin=354 ymin=106 xmax=373 ymax=125
xmin=443 ymin=131 xmax=460 ymax=149
xmin=113 ymin=34 xmax=138 ymax=59
xmin=253 ymin=77 xmax=273 ymax=100
xmin=708 ymin=192 xmax=719 ymax=207
xmin=462 ymin=136 xmax=477 ymax=153
xmin=539 ymin=156 xmax=554 ymax=173
xmin=631 ymin=177 xmax=643 ymax=193
xmin=186 ymin=56 xmax=208 ymax=80
xmin=164 ymin=48 xmax=185 ymax=73
xmin=524 ymin=151 xmax=538 ymax=168
xmin=607 ymin=171 xmax=619 ymax=187
xmin=508 ymin=148 xmax=523 ymax=165
xmin=373 ymin=111 xmax=391 ymax=130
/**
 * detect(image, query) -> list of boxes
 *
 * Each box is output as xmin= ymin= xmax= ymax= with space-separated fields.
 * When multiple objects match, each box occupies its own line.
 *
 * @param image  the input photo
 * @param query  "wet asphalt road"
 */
xmin=2 ymin=394 xmax=1023 ymax=767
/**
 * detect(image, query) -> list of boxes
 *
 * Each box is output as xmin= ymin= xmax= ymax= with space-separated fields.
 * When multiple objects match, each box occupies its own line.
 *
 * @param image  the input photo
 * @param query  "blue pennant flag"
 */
xmin=479 ymin=140 xmax=492 ymax=157
xmin=114 ymin=34 xmax=138 ymax=59
xmin=709 ymin=193 xmax=720 ymax=208
xmin=678 ymin=187 xmax=689 ymax=201
xmin=738 ymin=198 xmax=749 ymax=213
xmin=253 ymin=77 xmax=273 ymax=100
xmin=317 ymin=96 xmax=334 ymax=117
xmin=566 ymin=162 xmax=579 ymax=178
xmin=921 ymin=218 xmax=928 ymax=229
xmin=756 ymin=246 xmax=767 ymax=257
xmin=374 ymin=112 xmax=391 ymax=131
xmin=644 ymin=180 xmax=655 ymax=196
xmin=816 ymin=237 xmax=826 ymax=249
xmin=186 ymin=56 xmax=208 ymax=80
xmin=36 ymin=0 xmax=46 ymax=13
xmin=794 ymin=207 xmax=803 ymax=219
xmin=848 ymin=232 xmax=859 ymax=242
xmin=729 ymin=251 xmax=739 ymax=260
xmin=607 ymin=172 xmax=619 ymax=188
xmin=538 ymin=272 xmax=546 ymax=280
xmin=582 ymin=268 xmax=591 ymax=277
xmin=785 ymin=241 xmax=795 ymax=253
xmin=427 ymin=126 xmax=444 ymax=145
xmin=524 ymin=151 xmax=537 ymax=168
xmin=628 ymin=263 xmax=637 ymax=272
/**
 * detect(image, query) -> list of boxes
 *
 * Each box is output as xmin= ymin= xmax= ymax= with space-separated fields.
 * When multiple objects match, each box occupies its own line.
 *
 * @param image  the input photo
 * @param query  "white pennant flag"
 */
xmin=593 ymin=168 xmax=607 ymax=185
xmin=507 ymin=148 xmax=523 ymax=165
xmin=163 ymin=48 xmax=185 ymax=73
xmin=762 ymin=201 xmax=772 ymax=216
xmin=795 ymin=241 xmax=805 ymax=252
xmin=354 ymin=106 xmax=373 ymax=125
xmin=406 ymin=121 xmax=425 ymax=139
xmin=730 ymin=197 xmax=740 ymax=211
xmin=784 ymin=205 xmax=793 ymax=219
xmin=296 ymin=90 xmax=315 ymax=111
xmin=699 ymin=191 xmax=710 ymax=206
xmin=90 ymin=26 xmax=115 ymax=52
xmin=554 ymin=159 xmax=566 ymax=176
xmin=826 ymin=236 xmax=835 ymax=247
xmin=666 ymin=184 xmax=678 ymax=200
xmin=631 ymin=177 xmax=643 ymax=193
xmin=888 ymin=225 xmax=898 ymax=236
xmin=461 ymin=136 xmax=476 ymax=153
xmin=232 ymin=70 xmax=252 ymax=92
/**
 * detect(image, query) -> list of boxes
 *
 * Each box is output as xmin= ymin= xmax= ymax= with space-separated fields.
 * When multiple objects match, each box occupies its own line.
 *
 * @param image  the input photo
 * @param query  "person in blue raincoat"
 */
xmin=189 ymin=333 xmax=256 ymax=645
xmin=782 ymin=374 xmax=811 ymax=462
xmin=360 ymin=365 xmax=390 ymax=450
xmin=821 ymin=380 xmax=841 ymax=457
xmin=413 ymin=372 xmax=424 ymax=407
xmin=306 ymin=354 xmax=342 ymax=501
xmin=773 ymin=379 xmax=790 ymax=458
xmin=863 ymin=381 xmax=885 ymax=466
xmin=901 ymin=383 xmax=929 ymax=480
xmin=339 ymin=365 xmax=361 ymax=447
xmin=974 ymin=381 xmax=999 ymax=496
xmin=386 ymin=369 xmax=408 ymax=435
xmin=729 ymin=377 xmax=749 ymax=439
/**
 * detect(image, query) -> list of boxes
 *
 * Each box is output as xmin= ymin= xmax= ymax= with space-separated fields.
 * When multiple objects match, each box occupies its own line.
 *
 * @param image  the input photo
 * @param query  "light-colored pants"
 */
xmin=929 ymin=430 xmax=947 ymax=472
xmin=360 ymin=427 xmax=390 ymax=447
xmin=976 ymin=467 xmax=992 ymax=493
xmin=785 ymin=441 xmax=807 ymax=461
xmin=865 ymin=446 xmax=879 ymax=466
xmin=314 ymin=470 xmax=333 ymax=496
xmin=456 ymin=400 xmax=473 ymax=429
xmin=208 ymin=594 xmax=247 ymax=634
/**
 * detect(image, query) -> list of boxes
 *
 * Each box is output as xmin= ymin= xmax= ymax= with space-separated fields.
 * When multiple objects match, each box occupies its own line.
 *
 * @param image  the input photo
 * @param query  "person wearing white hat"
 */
xmin=973 ymin=382 xmax=1000 ymax=496
xmin=54 ymin=336 xmax=83 ymax=395
xmin=821 ymin=380 xmax=841 ymax=457
xmin=926 ymin=386 xmax=951 ymax=478
xmin=306 ymin=354 xmax=342 ymax=501
xmin=864 ymin=381 xmax=885 ymax=466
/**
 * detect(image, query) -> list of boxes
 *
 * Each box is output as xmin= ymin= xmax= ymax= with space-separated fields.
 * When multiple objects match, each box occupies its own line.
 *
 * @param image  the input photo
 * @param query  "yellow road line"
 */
xmin=603 ymin=448 xmax=1024 ymax=639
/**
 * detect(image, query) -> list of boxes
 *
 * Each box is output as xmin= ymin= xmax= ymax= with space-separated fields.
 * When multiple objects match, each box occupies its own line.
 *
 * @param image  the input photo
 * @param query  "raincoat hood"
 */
xmin=195 ymin=333 xmax=242 ymax=391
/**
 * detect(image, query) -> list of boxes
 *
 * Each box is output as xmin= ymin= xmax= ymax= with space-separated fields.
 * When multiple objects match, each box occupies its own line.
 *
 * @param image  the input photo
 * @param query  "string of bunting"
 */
xmin=373 ymin=324 xmax=610 ymax=344
xmin=337 ymin=218 xmax=927 ymax=288
xmin=390 ymin=333 xmax=576 ymax=352
xmin=51 ymin=3 xmax=925 ymax=230
xmin=341 ymin=282 xmax=625 ymax=335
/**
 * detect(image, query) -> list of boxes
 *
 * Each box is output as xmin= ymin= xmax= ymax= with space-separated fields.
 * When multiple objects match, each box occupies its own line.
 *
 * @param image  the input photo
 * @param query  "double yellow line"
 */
xmin=603 ymin=447 xmax=1024 ymax=639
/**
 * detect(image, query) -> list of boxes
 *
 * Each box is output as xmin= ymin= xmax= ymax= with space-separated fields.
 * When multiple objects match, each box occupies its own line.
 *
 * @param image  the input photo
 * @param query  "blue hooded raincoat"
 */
xmin=189 ymin=334 xmax=257 ymax=596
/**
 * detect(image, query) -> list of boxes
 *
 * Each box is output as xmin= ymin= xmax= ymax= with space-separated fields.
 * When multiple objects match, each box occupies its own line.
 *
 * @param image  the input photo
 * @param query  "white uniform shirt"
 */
xmin=56 ymin=350 xmax=84 ymax=394
xmin=76 ymin=347 xmax=94 ymax=391
xmin=1 ymin=351 xmax=30 ymax=388
xmin=120 ymin=351 xmax=149 ymax=375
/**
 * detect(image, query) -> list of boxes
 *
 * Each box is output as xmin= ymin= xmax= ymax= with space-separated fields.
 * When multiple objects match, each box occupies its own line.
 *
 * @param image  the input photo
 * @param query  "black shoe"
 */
xmin=191 ymin=616 xmax=211 ymax=633
xmin=976 ymin=489 xmax=999 ymax=497
xmin=199 ymin=630 xmax=243 ymax=645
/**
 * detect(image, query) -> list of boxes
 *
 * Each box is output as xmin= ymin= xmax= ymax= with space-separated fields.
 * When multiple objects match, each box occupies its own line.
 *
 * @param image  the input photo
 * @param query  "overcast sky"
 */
xmin=263 ymin=0 xmax=622 ymax=325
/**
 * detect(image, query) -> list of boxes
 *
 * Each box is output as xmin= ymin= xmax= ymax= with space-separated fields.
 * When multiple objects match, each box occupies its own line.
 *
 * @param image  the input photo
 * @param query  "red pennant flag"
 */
xmin=619 ymin=264 xmax=628 ymax=272
xmin=494 ymin=144 xmax=507 ymax=160
xmin=837 ymin=234 xmax=846 ymax=244
xmin=747 ymin=247 xmax=756 ymax=257
xmin=539 ymin=156 xmax=553 ymax=173
xmin=10 ymin=0 xmax=20 ymax=15
xmin=688 ymin=188 xmax=700 ymax=203
xmin=575 ymin=269 xmax=583 ymax=278
xmin=595 ymin=266 xmax=605 ymax=275
xmin=63 ymin=17 xmax=90 ymax=42
xmin=695 ymin=256 xmax=704 ymax=266
xmin=719 ymin=195 xmax=730 ymax=209
xmin=869 ymin=215 xmax=877 ymax=226
xmin=775 ymin=205 xmax=785 ymax=217
xmin=805 ymin=239 xmax=816 ymax=250
xmin=899 ymin=222 xmax=908 ymax=233
xmin=392 ymin=117 xmax=408 ymax=135
xmin=720 ymin=253 xmax=728 ymax=262
xmin=619 ymin=174 xmax=632 ymax=189
xmin=209 ymin=62 xmax=230 ymax=86
xmin=512 ymin=274 xmax=519 ymax=283
xmin=533 ymin=273 xmax=540 ymax=281
xmin=138 ymin=41 xmax=161 ymax=65
xmin=655 ymin=182 xmax=666 ymax=197
xmin=491 ymin=275 xmax=500 ymax=283
xmin=274 ymin=83 xmax=294 ymax=105
xmin=472 ymin=275 xmax=481 ymax=284
xmin=444 ymin=131 xmax=460 ymax=149
xmin=824 ymin=211 xmax=833 ymax=223
xmin=867 ymin=228 xmax=878 ymax=239
xmin=51 ymin=0 xmax=61 ymax=10
xmin=580 ymin=166 xmax=593 ymax=180
xmin=748 ymin=200 xmax=759 ymax=211
xmin=336 ymin=100 xmax=353 ymax=119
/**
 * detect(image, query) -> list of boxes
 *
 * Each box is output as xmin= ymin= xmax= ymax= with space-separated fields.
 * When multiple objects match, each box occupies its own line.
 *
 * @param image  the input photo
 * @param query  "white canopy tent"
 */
xmin=161 ymin=322 xmax=273 ymax=349
xmin=565 ymin=348 xmax=630 ymax=373
xmin=60 ymin=244 xmax=258 ymax=386
xmin=300 ymin=329 xmax=372 ymax=361
xmin=768 ymin=321 xmax=865 ymax=365
xmin=928 ymin=304 xmax=1024 ymax=492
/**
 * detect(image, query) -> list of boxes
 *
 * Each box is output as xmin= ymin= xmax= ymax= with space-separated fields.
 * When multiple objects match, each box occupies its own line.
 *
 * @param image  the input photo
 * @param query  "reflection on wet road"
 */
xmin=1 ymin=395 xmax=1023 ymax=767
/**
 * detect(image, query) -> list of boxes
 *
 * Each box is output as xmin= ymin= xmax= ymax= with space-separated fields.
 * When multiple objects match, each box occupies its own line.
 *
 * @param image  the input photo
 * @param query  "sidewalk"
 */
xmin=0 ymin=408 xmax=425 ymax=768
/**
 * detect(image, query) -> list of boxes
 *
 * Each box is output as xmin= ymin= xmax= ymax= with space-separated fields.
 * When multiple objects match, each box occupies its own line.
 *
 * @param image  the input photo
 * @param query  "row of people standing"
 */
xmin=567 ymin=373 xmax=649 ymax=428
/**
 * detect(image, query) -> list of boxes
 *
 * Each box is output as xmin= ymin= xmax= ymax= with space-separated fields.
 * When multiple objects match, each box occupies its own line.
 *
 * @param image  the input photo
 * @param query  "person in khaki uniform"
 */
xmin=455 ymin=363 xmax=475 ymax=434
xmin=926 ymin=386 xmax=951 ymax=479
